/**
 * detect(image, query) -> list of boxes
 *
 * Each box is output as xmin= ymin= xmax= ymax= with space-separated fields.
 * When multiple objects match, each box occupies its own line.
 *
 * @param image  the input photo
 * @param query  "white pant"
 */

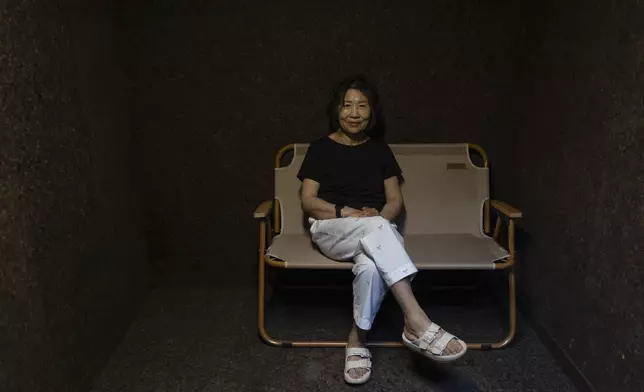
xmin=308 ymin=216 xmax=418 ymax=330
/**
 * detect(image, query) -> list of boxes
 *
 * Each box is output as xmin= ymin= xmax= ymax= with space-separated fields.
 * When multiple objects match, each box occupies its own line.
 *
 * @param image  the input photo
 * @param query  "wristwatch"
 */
xmin=335 ymin=205 xmax=343 ymax=218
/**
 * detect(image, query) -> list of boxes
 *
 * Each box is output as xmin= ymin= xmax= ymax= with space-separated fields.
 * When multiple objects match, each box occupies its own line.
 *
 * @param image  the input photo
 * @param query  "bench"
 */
xmin=253 ymin=143 xmax=522 ymax=349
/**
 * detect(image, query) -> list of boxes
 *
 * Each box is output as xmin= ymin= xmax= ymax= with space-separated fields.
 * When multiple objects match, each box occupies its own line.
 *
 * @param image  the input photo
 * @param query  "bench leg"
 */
xmin=257 ymin=221 xmax=287 ymax=347
xmin=466 ymin=269 xmax=516 ymax=350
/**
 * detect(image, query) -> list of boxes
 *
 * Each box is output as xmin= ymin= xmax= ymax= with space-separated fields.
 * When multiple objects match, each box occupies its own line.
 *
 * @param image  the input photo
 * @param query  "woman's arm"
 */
xmin=380 ymin=176 xmax=404 ymax=221
xmin=301 ymin=179 xmax=361 ymax=220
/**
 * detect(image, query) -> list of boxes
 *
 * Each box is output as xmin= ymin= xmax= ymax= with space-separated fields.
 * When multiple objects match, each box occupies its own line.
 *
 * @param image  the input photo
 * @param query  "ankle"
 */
xmin=405 ymin=316 xmax=431 ymax=337
xmin=348 ymin=333 xmax=361 ymax=347
xmin=348 ymin=340 xmax=364 ymax=348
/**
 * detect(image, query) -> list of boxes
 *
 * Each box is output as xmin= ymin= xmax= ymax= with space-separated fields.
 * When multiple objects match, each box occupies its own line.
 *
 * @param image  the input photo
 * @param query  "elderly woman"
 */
xmin=297 ymin=76 xmax=467 ymax=384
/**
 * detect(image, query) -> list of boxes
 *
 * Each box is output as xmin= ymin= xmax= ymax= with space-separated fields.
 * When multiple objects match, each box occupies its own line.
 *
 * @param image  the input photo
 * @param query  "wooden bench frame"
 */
xmin=253 ymin=143 xmax=522 ymax=349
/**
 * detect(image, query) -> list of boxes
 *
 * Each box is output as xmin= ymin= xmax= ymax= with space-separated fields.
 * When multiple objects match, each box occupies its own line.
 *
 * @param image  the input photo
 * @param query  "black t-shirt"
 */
xmin=297 ymin=136 xmax=403 ymax=211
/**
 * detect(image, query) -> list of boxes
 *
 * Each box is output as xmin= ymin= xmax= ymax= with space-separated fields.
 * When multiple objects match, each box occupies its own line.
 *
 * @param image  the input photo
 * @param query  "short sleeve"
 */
xmin=297 ymin=142 xmax=325 ymax=183
xmin=381 ymin=143 xmax=402 ymax=180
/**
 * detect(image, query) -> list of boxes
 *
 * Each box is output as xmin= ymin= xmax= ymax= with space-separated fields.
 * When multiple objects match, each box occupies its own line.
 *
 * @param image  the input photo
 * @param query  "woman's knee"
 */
xmin=366 ymin=215 xmax=389 ymax=226
xmin=357 ymin=217 xmax=404 ymax=248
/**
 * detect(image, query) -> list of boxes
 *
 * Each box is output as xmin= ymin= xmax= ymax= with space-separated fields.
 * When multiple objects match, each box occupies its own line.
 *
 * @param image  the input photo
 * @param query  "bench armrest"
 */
xmin=491 ymin=200 xmax=522 ymax=219
xmin=253 ymin=200 xmax=273 ymax=219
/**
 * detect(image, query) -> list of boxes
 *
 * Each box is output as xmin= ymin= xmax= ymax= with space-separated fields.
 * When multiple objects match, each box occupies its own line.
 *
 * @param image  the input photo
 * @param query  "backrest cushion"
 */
xmin=275 ymin=143 xmax=488 ymax=236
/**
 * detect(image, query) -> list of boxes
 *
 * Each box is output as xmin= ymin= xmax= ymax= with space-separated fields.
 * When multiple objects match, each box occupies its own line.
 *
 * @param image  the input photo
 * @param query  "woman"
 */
xmin=297 ymin=76 xmax=467 ymax=385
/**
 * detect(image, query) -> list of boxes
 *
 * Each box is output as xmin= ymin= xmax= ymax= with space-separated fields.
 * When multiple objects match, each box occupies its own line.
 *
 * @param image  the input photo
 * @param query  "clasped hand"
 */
xmin=343 ymin=206 xmax=380 ymax=218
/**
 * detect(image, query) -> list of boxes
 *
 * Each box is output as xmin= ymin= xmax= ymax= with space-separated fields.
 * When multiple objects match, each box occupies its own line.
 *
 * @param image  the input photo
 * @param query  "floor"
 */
xmin=91 ymin=273 xmax=577 ymax=392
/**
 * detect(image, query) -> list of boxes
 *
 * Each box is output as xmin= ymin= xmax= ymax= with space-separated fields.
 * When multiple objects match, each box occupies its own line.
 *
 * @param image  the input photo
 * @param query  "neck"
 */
xmin=335 ymin=129 xmax=369 ymax=146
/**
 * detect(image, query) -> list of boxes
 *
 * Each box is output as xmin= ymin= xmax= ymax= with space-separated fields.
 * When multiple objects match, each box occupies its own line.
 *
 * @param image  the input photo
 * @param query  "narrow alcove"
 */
xmin=1 ymin=1 xmax=641 ymax=391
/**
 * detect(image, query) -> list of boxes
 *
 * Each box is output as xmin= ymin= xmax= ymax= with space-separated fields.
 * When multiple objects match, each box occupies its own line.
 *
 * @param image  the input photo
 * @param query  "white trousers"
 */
xmin=308 ymin=216 xmax=418 ymax=330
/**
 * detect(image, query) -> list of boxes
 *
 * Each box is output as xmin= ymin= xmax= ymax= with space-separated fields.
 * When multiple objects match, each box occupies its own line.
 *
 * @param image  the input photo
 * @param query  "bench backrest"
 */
xmin=275 ymin=143 xmax=489 ymax=236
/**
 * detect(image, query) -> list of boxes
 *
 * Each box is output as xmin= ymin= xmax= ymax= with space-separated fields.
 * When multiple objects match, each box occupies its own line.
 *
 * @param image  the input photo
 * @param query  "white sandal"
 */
xmin=344 ymin=347 xmax=372 ymax=385
xmin=402 ymin=322 xmax=467 ymax=362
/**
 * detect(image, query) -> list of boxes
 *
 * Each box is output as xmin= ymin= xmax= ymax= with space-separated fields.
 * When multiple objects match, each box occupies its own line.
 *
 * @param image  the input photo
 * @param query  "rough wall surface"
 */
xmin=503 ymin=1 xmax=644 ymax=391
xmin=0 ymin=1 xmax=147 ymax=391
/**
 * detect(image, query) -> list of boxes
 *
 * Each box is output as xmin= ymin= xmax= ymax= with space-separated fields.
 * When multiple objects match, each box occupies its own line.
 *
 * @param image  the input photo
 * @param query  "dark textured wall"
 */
xmin=0 ymin=1 xmax=147 ymax=391
xmin=131 ymin=0 xmax=523 ymax=284
xmin=501 ymin=1 xmax=644 ymax=391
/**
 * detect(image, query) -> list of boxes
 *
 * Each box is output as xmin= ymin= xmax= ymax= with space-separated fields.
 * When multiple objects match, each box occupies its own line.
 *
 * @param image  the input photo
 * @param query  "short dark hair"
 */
xmin=327 ymin=75 xmax=384 ymax=138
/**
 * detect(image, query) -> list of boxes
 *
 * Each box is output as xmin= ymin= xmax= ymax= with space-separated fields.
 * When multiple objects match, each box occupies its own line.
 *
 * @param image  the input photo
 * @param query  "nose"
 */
xmin=349 ymin=105 xmax=360 ymax=118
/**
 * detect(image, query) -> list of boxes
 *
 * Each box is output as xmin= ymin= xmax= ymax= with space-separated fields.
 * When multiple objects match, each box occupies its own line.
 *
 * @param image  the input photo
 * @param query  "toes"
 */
xmin=347 ymin=368 xmax=368 ymax=380
xmin=446 ymin=339 xmax=462 ymax=355
xmin=346 ymin=355 xmax=369 ymax=380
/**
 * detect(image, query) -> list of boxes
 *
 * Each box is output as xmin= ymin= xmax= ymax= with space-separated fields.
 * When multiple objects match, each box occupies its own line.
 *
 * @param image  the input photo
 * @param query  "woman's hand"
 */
xmin=338 ymin=207 xmax=380 ymax=218
xmin=360 ymin=207 xmax=380 ymax=217
xmin=342 ymin=207 xmax=364 ymax=218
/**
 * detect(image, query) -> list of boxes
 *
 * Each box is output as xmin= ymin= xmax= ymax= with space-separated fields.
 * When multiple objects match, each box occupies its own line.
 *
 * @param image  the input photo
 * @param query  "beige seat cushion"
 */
xmin=267 ymin=233 xmax=509 ymax=270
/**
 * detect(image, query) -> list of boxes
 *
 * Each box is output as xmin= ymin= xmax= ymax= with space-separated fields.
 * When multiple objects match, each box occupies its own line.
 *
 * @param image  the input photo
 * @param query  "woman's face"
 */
xmin=338 ymin=89 xmax=371 ymax=134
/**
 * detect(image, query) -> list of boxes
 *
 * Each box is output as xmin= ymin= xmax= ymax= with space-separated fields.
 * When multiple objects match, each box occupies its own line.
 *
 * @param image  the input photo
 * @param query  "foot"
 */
xmin=404 ymin=321 xmax=464 ymax=356
xmin=345 ymin=342 xmax=371 ymax=382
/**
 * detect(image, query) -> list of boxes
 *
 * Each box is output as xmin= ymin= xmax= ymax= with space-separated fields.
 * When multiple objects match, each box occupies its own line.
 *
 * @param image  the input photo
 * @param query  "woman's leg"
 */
xmin=348 ymin=254 xmax=387 ymax=381
xmin=390 ymin=279 xmax=462 ymax=354
xmin=352 ymin=253 xmax=388 ymax=331
xmin=310 ymin=218 xmax=388 ymax=382
xmin=346 ymin=320 xmax=369 ymax=380
xmin=358 ymin=217 xmax=465 ymax=356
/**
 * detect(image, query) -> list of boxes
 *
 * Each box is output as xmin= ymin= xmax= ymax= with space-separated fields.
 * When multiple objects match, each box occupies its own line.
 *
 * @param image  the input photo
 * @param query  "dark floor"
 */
xmin=91 ymin=275 xmax=577 ymax=392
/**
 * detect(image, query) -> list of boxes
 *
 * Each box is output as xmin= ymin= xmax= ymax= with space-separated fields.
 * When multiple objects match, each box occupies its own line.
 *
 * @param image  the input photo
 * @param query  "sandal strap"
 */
xmin=345 ymin=358 xmax=372 ymax=372
xmin=345 ymin=347 xmax=371 ymax=359
xmin=417 ymin=323 xmax=441 ymax=351
xmin=433 ymin=331 xmax=456 ymax=353
xmin=417 ymin=322 xmax=459 ymax=355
